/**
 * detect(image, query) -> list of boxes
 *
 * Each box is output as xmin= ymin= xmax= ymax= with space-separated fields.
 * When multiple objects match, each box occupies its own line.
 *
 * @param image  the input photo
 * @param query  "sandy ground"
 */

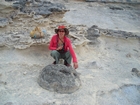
xmin=0 ymin=1 xmax=140 ymax=105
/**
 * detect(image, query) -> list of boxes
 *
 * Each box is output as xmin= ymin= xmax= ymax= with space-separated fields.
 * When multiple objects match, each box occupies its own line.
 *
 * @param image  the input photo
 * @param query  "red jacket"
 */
xmin=49 ymin=34 xmax=77 ymax=63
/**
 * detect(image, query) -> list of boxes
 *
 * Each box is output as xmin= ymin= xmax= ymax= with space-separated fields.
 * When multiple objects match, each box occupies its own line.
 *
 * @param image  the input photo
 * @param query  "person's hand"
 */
xmin=56 ymin=46 xmax=63 ymax=50
xmin=73 ymin=62 xmax=78 ymax=69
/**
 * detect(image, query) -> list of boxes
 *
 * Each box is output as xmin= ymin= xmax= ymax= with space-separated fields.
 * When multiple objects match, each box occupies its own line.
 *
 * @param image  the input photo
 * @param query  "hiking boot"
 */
xmin=64 ymin=60 xmax=71 ymax=67
xmin=66 ymin=64 xmax=72 ymax=67
xmin=53 ymin=61 xmax=56 ymax=64
xmin=64 ymin=60 xmax=68 ymax=66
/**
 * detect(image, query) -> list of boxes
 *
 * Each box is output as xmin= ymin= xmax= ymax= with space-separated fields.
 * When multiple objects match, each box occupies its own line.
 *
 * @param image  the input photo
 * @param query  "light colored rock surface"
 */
xmin=86 ymin=0 xmax=140 ymax=3
xmin=64 ymin=1 xmax=140 ymax=33
xmin=0 ymin=0 xmax=140 ymax=105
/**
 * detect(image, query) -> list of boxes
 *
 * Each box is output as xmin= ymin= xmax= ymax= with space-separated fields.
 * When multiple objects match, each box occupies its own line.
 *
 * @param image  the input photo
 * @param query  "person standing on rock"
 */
xmin=49 ymin=25 xmax=78 ymax=69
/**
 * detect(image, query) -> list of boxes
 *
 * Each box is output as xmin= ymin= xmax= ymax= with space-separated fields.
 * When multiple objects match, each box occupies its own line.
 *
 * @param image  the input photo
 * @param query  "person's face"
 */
xmin=58 ymin=29 xmax=65 ymax=37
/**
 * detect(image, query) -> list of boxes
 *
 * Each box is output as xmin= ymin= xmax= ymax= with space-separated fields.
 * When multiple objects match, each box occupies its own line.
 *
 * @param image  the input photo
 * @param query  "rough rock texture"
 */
xmin=0 ymin=0 xmax=140 ymax=105
xmin=38 ymin=64 xmax=81 ymax=94
xmin=0 ymin=0 xmax=67 ymax=28
xmin=86 ymin=25 xmax=140 ymax=44
xmin=0 ymin=18 xmax=9 ymax=28
xmin=86 ymin=25 xmax=100 ymax=44
xmin=97 ymin=84 xmax=140 ymax=105
xmin=0 ymin=0 xmax=68 ymax=49
xmin=90 ymin=25 xmax=140 ymax=38
xmin=86 ymin=0 xmax=140 ymax=3
xmin=13 ymin=0 xmax=67 ymax=17
xmin=132 ymin=68 xmax=140 ymax=77
xmin=0 ymin=0 xmax=140 ymax=49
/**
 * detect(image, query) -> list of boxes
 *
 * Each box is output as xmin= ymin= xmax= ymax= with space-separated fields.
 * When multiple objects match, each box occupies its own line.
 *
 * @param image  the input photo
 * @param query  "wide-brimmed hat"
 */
xmin=55 ymin=25 xmax=69 ymax=36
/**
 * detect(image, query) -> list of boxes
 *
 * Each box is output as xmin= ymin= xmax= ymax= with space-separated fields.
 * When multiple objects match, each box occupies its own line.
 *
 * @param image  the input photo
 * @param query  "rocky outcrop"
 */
xmin=38 ymin=64 xmax=81 ymax=94
xmin=86 ymin=25 xmax=100 ymax=44
xmin=0 ymin=0 xmax=140 ymax=50
xmin=0 ymin=1 xmax=140 ymax=105
xmin=0 ymin=0 xmax=67 ymax=28
xmin=85 ymin=25 xmax=140 ymax=45
xmin=0 ymin=0 xmax=69 ymax=49
xmin=86 ymin=0 xmax=140 ymax=3
xmin=13 ymin=0 xmax=67 ymax=17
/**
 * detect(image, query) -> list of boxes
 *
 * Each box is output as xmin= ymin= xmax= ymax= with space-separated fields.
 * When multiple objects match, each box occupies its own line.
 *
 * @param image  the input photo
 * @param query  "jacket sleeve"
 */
xmin=67 ymin=38 xmax=78 ymax=63
xmin=49 ymin=35 xmax=57 ymax=50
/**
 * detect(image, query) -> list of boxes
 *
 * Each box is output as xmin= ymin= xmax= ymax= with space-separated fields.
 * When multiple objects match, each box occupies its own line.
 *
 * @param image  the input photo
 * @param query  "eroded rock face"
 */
xmin=86 ymin=25 xmax=100 ymax=44
xmin=97 ymin=84 xmax=140 ymax=105
xmin=38 ymin=64 xmax=81 ymax=94
xmin=13 ymin=0 xmax=67 ymax=16
xmin=0 ymin=0 xmax=67 ymax=28
xmin=86 ymin=0 xmax=140 ymax=3
xmin=0 ymin=0 xmax=69 ymax=49
xmin=86 ymin=25 xmax=140 ymax=41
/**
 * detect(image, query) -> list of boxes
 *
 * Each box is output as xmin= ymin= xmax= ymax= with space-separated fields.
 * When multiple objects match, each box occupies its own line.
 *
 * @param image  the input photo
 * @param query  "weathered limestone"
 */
xmin=13 ymin=0 xmax=67 ymax=17
xmin=86 ymin=0 xmax=140 ymax=3
xmin=0 ymin=0 xmax=70 ymax=49
xmin=97 ymin=84 xmax=140 ymax=105
xmin=0 ymin=0 xmax=139 ymax=50
xmin=86 ymin=25 xmax=100 ymax=44
xmin=0 ymin=0 xmax=67 ymax=28
xmin=0 ymin=18 xmax=9 ymax=28
xmin=86 ymin=25 xmax=140 ymax=40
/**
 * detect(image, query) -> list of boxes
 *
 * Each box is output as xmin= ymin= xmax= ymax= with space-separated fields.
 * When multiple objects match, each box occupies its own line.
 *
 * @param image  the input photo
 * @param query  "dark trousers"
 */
xmin=50 ymin=50 xmax=72 ymax=64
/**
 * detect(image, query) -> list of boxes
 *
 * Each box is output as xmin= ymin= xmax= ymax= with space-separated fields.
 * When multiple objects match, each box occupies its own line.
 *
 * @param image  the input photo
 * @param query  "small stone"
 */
xmin=4 ymin=102 xmax=13 ymax=105
xmin=23 ymin=72 xmax=27 ymax=75
xmin=126 ymin=53 xmax=131 ymax=58
xmin=132 ymin=68 xmax=139 ymax=73
xmin=58 ymin=59 xmax=64 ymax=64
xmin=132 ymin=68 xmax=140 ymax=77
